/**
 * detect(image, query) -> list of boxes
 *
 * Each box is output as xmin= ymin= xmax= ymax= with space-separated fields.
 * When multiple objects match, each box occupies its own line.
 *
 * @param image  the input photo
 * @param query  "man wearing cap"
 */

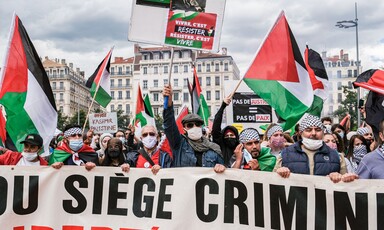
xmin=275 ymin=115 xmax=358 ymax=183
xmin=49 ymin=124 xmax=99 ymax=170
xmin=163 ymin=85 xmax=225 ymax=173
xmin=231 ymin=128 xmax=276 ymax=171
xmin=0 ymin=134 xmax=47 ymax=165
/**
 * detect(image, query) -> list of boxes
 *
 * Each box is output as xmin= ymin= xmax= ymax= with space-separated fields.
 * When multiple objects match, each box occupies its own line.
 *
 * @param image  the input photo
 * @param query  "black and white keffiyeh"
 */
xmin=64 ymin=127 xmax=82 ymax=138
xmin=267 ymin=125 xmax=283 ymax=139
xmin=239 ymin=128 xmax=260 ymax=143
xmin=299 ymin=114 xmax=324 ymax=132
xmin=357 ymin=127 xmax=369 ymax=136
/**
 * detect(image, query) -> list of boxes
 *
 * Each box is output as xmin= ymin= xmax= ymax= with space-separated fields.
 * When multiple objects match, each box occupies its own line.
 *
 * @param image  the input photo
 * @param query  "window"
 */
xmin=354 ymin=69 xmax=357 ymax=78
xmin=174 ymin=92 xmax=179 ymax=101
xmin=198 ymin=77 xmax=202 ymax=85
xmin=126 ymin=90 xmax=131 ymax=99
xmin=215 ymin=63 xmax=219 ymax=71
xmin=118 ymin=104 xmax=122 ymax=110
xmin=118 ymin=67 xmax=122 ymax=75
xmin=52 ymin=82 xmax=56 ymax=89
xmin=126 ymin=66 xmax=131 ymax=74
xmin=174 ymin=66 xmax=178 ymax=73
xmin=154 ymin=93 xmax=159 ymax=101
xmin=143 ymin=54 xmax=148 ymax=60
xmin=118 ymin=91 xmax=122 ymax=99
xmin=338 ymin=93 xmax=342 ymax=103
xmin=337 ymin=70 xmax=341 ymax=78
xmin=143 ymin=67 xmax=148 ymax=75
xmin=125 ymin=104 xmax=131 ymax=114
xmin=206 ymin=63 xmax=211 ymax=72
xmin=183 ymin=92 xmax=189 ymax=102
xmin=197 ymin=64 xmax=202 ymax=72
xmin=154 ymin=80 xmax=158 ymax=88
xmin=111 ymin=91 xmax=115 ymax=99
xmin=337 ymin=82 xmax=342 ymax=90
xmin=111 ymin=79 xmax=115 ymax=87
xmin=224 ymin=63 xmax=228 ymax=71
xmin=215 ymin=90 xmax=220 ymax=100
xmin=143 ymin=80 xmax=148 ymax=89
xmin=154 ymin=54 xmax=159 ymax=60
xmin=111 ymin=104 xmax=115 ymax=111
xmin=59 ymin=93 xmax=63 ymax=101
xmin=348 ymin=70 xmax=352 ymax=77
xmin=184 ymin=78 xmax=188 ymax=87
xmin=206 ymin=91 xmax=211 ymax=100
xmin=164 ymin=66 xmax=169 ymax=74
xmin=154 ymin=107 xmax=159 ymax=115
xmin=164 ymin=79 xmax=169 ymax=85
xmin=60 ymin=82 xmax=64 ymax=89
xmin=118 ymin=79 xmax=122 ymax=87
xmin=224 ymin=76 xmax=229 ymax=81
xmin=164 ymin=52 xmax=169 ymax=59
xmin=348 ymin=81 xmax=353 ymax=89
xmin=174 ymin=78 xmax=179 ymax=87
xmin=59 ymin=106 xmax=63 ymax=112
xmin=125 ymin=79 xmax=130 ymax=86
xmin=154 ymin=66 xmax=158 ymax=74
xmin=206 ymin=76 xmax=211 ymax=86
xmin=215 ymin=76 xmax=220 ymax=86
xmin=111 ymin=67 xmax=115 ymax=75
xmin=184 ymin=65 xmax=188 ymax=73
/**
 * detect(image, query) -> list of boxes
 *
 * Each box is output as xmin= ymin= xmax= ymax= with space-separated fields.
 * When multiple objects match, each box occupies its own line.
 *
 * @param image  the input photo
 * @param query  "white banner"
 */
xmin=0 ymin=166 xmax=382 ymax=229
xmin=88 ymin=112 xmax=118 ymax=134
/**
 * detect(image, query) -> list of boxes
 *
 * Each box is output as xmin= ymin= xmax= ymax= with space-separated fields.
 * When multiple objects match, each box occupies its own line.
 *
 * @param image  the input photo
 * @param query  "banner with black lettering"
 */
xmin=0 ymin=166 xmax=382 ymax=229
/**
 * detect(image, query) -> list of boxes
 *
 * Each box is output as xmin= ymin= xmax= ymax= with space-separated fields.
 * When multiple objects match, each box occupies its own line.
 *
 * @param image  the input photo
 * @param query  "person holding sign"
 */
xmin=275 ymin=115 xmax=358 ymax=183
xmin=162 ymin=85 xmax=225 ymax=173
xmin=49 ymin=124 xmax=98 ymax=170
xmin=0 ymin=134 xmax=48 ymax=166
xmin=126 ymin=125 xmax=172 ymax=175
xmin=231 ymin=128 xmax=276 ymax=171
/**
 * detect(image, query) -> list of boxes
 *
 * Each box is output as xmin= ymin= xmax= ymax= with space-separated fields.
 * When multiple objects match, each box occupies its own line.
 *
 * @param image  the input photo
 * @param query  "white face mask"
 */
xmin=22 ymin=152 xmax=38 ymax=162
xmin=142 ymin=135 xmax=157 ymax=149
xmin=302 ymin=137 xmax=323 ymax=150
xmin=186 ymin=127 xmax=203 ymax=140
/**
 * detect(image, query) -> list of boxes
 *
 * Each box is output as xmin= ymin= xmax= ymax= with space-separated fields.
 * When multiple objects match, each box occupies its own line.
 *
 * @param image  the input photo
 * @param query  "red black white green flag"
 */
xmin=0 ymin=14 xmax=57 ymax=153
xmin=191 ymin=66 xmax=210 ymax=126
xmin=85 ymin=48 xmax=113 ymax=108
xmin=243 ymin=11 xmax=313 ymax=130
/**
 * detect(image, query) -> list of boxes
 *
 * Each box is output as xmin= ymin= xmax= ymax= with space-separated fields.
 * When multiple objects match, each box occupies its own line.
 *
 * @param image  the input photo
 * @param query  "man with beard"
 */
xmin=212 ymin=95 xmax=239 ymax=166
xmin=162 ymin=85 xmax=225 ymax=173
xmin=275 ymin=115 xmax=358 ymax=183
xmin=126 ymin=125 xmax=172 ymax=175
xmin=231 ymin=128 xmax=276 ymax=171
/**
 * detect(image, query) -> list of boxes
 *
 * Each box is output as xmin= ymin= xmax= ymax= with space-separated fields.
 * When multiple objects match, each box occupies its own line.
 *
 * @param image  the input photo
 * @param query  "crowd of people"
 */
xmin=0 ymin=84 xmax=383 ymax=181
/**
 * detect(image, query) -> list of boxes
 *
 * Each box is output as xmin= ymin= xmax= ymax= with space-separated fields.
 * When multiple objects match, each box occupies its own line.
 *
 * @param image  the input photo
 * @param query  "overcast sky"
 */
xmin=1 ymin=0 xmax=383 ymax=78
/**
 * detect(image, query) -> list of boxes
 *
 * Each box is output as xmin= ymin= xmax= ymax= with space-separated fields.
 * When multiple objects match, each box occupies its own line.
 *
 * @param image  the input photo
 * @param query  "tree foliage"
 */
xmin=333 ymin=86 xmax=358 ymax=130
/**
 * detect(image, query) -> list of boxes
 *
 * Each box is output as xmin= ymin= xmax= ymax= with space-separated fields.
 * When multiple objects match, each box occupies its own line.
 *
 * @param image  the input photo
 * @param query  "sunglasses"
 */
xmin=70 ymin=134 xmax=82 ymax=138
xmin=142 ymin=132 xmax=156 ymax=137
xmin=185 ymin=122 xmax=203 ymax=129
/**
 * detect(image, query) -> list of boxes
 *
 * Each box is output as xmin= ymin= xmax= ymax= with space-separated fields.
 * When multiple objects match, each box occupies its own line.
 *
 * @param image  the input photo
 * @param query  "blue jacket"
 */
xmin=281 ymin=141 xmax=340 ymax=176
xmin=163 ymin=105 xmax=224 ymax=167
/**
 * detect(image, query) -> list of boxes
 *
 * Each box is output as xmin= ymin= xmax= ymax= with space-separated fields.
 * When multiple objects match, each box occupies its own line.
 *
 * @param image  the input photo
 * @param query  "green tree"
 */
xmin=116 ymin=109 xmax=130 ymax=129
xmin=68 ymin=110 xmax=88 ymax=129
xmin=154 ymin=114 xmax=163 ymax=131
xmin=333 ymin=86 xmax=358 ymax=130
xmin=57 ymin=110 xmax=69 ymax=131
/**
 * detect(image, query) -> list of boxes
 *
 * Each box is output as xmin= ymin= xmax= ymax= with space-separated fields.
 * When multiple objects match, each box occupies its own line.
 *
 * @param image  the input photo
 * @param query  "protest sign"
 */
xmin=88 ymin=112 xmax=118 ymax=134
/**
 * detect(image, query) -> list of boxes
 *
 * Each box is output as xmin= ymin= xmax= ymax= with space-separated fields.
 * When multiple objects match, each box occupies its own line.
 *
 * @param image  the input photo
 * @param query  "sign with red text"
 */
xmin=89 ymin=112 xmax=117 ymax=134
xmin=0 ymin=167 xmax=382 ymax=229
xmin=128 ymin=0 xmax=226 ymax=51
xmin=232 ymin=92 xmax=272 ymax=123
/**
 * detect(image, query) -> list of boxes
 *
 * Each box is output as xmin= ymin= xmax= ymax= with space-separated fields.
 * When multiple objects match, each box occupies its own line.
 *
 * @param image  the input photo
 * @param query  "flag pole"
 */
xmin=82 ymin=84 xmax=100 ymax=133
xmin=164 ymin=47 xmax=175 ymax=109
xmin=228 ymin=78 xmax=243 ymax=98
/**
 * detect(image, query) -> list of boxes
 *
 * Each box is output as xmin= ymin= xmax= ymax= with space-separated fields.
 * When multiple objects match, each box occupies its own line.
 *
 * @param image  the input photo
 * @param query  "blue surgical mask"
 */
xmin=69 ymin=139 xmax=83 ymax=152
xmin=338 ymin=131 xmax=345 ymax=139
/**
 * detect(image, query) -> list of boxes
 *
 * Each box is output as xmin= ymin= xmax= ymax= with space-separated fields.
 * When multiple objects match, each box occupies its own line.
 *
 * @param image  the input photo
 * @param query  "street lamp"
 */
xmin=335 ymin=2 xmax=360 ymax=127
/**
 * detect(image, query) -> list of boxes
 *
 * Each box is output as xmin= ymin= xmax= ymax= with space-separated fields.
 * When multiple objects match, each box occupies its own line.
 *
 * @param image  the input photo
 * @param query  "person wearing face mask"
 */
xmin=114 ymin=130 xmax=130 ymax=153
xmin=275 ymin=115 xmax=358 ymax=183
xmin=231 ymin=128 xmax=276 ymax=171
xmin=321 ymin=117 xmax=333 ymax=133
xmin=49 ymin=124 xmax=98 ymax=170
xmin=101 ymin=138 xmax=130 ymax=172
xmin=331 ymin=124 xmax=348 ymax=153
xmin=0 ymin=134 xmax=47 ymax=166
xmin=163 ymin=85 xmax=225 ymax=173
xmin=126 ymin=125 xmax=172 ymax=175
xmin=265 ymin=125 xmax=287 ymax=157
xmin=345 ymin=135 xmax=369 ymax=173
xmin=356 ymin=126 xmax=375 ymax=152
xmin=96 ymin=133 xmax=113 ymax=163
xmin=211 ymin=95 xmax=240 ymax=166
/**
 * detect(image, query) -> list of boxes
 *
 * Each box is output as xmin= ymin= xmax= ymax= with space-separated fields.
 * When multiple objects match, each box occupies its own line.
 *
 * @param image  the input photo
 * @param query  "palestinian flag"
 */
xmin=191 ymin=66 xmax=210 ymax=126
xmin=304 ymin=46 xmax=329 ymax=116
xmin=135 ymin=84 xmax=155 ymax=128
xmin=85 ymin=48 xmax=113 ymax=108
xmin=243 ymin=11 xmax=313 ymax=130
xmin=176 ymin=105 xmax=189 ymax=134
xmin=353 ymin=69 xmax=384 ymax=137
xmin=0 ymin=14 xmax=57 ymax=153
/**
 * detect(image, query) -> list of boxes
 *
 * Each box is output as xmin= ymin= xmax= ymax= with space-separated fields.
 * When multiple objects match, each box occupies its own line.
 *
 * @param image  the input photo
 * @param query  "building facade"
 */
xmin=321 ymin=49 xmax=363 ymax=118
xmin=42 ymin=57 xmax=100 ymax=117
xmin=108 ymin=45 xmax=240 ymax=121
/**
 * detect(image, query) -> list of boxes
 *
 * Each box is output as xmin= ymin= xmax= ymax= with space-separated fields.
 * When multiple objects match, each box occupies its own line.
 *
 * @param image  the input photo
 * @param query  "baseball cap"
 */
xmin=20 ymin=134 xmax=43 ymax=147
